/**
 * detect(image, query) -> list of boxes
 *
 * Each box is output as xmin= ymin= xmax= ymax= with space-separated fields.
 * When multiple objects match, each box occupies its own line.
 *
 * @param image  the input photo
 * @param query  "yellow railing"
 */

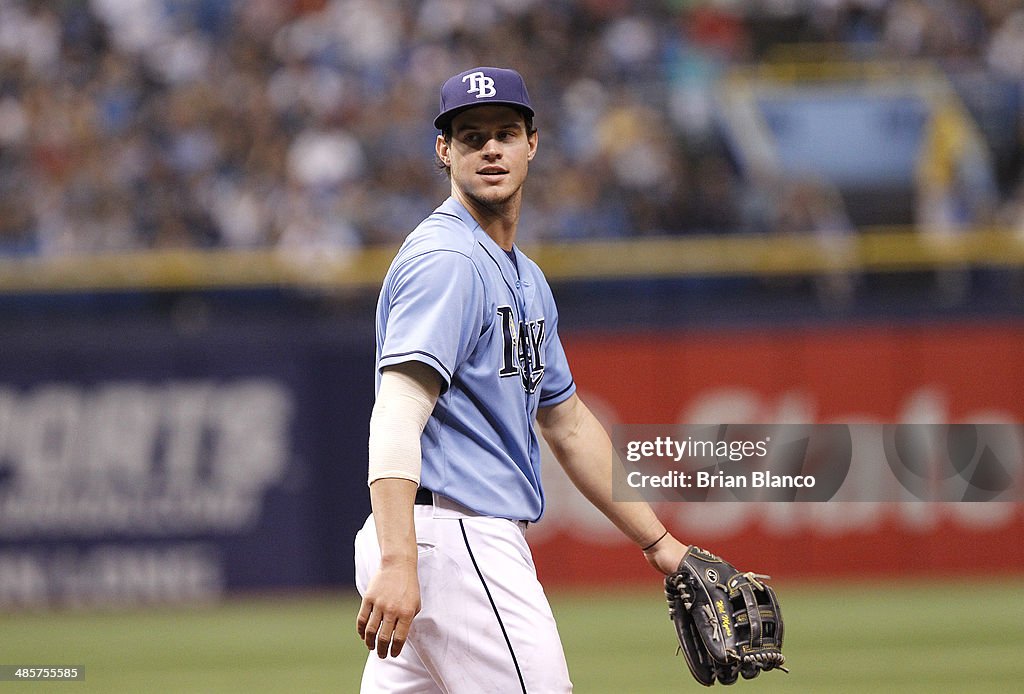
xmin=534 ymin=227 xmax=1024 ymax=281
xmin=0 ymin=227 xmax=1021 ymax=294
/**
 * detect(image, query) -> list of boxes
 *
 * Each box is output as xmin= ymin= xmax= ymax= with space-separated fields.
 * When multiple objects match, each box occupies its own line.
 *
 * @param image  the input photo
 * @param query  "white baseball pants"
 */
xmin=354 ymin=493 xmax=573 ymax=693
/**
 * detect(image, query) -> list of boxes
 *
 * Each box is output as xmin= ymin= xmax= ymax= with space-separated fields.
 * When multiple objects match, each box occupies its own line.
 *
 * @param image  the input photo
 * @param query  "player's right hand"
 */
xmin=357 ymin=559 xmax=421 ymax=659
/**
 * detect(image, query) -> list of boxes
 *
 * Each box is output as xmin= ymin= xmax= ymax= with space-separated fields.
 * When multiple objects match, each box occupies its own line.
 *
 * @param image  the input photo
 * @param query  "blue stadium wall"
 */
xmin=0 ymin=291 xmax=376 ymax=608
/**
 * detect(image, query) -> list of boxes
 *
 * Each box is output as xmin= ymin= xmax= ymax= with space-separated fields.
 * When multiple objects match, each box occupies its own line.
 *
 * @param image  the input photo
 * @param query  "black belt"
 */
xmin=412 ymin=488 xmax=529 ymax=529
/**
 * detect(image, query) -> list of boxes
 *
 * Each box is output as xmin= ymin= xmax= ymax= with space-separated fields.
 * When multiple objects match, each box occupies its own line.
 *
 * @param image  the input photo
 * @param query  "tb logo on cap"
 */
xmin=463 ymin=71 xmax=496 ymax=98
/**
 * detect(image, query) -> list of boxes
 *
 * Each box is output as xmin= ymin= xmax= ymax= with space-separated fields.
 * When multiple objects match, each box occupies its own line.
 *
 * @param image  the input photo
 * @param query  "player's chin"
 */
xmin=469 ymin=185 xmax=518 ymax=207
xmin=474 ymin=174 xmax=512 ymax=192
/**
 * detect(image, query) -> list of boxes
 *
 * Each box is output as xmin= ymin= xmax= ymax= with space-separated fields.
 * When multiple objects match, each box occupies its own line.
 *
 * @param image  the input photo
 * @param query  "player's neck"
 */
xmin=453 ymin=189 xmax=520 ymax=251
xmin=482 ymin=220 xmax=517 ymax=251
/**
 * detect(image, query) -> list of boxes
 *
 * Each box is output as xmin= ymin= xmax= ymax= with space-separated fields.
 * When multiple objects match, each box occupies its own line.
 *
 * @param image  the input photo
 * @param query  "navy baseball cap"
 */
xmin=434 ymin=67 xmax=534 ymax=130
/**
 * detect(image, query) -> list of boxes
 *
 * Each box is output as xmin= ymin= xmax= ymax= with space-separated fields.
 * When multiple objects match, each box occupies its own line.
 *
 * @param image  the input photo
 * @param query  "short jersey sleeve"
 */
xmin=378 ymin=249 xmax=485 ymax=392
xmin=537 ymin=291 xmax=575 ymax=408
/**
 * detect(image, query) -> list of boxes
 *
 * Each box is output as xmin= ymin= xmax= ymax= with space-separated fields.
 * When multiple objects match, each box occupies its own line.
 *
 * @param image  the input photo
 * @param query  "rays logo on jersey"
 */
xmin=496 ymin=306 xmax=545 ymax=394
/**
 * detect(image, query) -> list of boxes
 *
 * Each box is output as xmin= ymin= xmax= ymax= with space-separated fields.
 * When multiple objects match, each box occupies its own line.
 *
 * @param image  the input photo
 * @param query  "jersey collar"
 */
xmin=437 ymin=196 xmax=481 ymax=233
xmin=440 ymin=197 xmax=521 ymax=273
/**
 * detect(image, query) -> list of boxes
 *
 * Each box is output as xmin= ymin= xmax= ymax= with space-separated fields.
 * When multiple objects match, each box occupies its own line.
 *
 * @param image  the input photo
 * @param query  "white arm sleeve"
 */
xmin=367 ymin=367 xmax=437 ymax=486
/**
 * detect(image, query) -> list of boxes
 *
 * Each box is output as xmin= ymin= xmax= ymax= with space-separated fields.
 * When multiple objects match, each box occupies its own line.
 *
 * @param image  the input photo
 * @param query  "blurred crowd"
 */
xmin=1 ymin=0 xmax=1023 ymax=257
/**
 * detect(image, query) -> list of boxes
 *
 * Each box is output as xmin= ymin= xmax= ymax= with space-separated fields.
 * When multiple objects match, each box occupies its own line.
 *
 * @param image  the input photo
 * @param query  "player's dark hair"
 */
xmin=436 ymin=112 xmax=536 ymax=177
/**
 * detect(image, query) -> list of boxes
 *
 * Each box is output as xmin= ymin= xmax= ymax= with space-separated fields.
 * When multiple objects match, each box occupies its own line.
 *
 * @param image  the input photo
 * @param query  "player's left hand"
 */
xmin=642 ymin=533 xmax=689 ymax=575
xmin=664 ymin=546 xmax=787 ymax=685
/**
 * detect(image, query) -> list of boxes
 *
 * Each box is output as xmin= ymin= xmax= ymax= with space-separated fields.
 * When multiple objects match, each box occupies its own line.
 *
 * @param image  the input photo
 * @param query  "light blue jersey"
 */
xmin=375 ymin=197 xmax=576 ymax=521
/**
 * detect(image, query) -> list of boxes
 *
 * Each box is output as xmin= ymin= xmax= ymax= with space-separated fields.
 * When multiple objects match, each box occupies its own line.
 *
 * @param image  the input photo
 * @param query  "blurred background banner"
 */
xmin=1 ymin=1 xmax=1024 ymax=612
xmin=0 ymin=302 xmax=375 ymax=609
xmin=530 ymin=323 xmax=1024 ymax=587
xmin=2 ymin=298 xmax=1021 ymax=607
xmin=611 ymin=422 xmax=1023 ymax=503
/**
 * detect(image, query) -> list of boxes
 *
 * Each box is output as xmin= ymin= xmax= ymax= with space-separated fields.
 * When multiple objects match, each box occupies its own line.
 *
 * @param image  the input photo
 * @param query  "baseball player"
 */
xmin=354 ymin=66 xmax=689 ymax=693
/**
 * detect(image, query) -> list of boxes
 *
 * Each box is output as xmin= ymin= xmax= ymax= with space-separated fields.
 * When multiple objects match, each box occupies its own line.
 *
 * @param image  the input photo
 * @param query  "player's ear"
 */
xmin=527 ymin=128 xmax=538 ymax=161
xmin=436 ymin=135 xmax=451 ymax=167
